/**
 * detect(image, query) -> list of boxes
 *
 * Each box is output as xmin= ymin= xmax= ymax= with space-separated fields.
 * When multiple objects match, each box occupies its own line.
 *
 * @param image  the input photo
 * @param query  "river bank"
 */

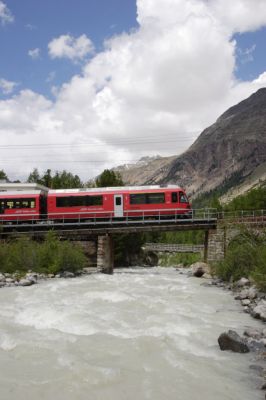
xmin=179 ymin=261 xmax=266 ymax=396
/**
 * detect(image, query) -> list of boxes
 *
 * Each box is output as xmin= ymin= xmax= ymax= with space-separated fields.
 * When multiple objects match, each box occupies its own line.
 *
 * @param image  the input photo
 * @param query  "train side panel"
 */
xmin=0 ymin=192 xmax=42 ymax=221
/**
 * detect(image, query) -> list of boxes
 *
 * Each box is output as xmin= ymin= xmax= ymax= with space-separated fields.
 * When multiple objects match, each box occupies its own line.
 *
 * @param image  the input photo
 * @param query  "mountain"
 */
xmin=116 ymin=88 xmax=266 ymax=200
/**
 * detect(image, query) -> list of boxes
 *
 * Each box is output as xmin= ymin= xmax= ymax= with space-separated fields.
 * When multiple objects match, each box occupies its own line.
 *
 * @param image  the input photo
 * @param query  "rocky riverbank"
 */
xmin=0 ymin=267 xmax=99 ymax=288
xmin=178 ymin=262 xmax=266 ymax=397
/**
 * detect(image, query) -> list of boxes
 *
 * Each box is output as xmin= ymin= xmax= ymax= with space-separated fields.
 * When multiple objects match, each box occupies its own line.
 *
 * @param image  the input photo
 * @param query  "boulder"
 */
xmin=191 ymin=262 xmax=210 ymax=278
xmin=241 ymin=299 xmax=251 ymax=306
xmin=235 ymin=289 xmax=249 ymax=300
xmin=61 ymin=271 xmax=75 ymax=278
xmin=5 ymin=278 xmax=15 ymax=284
xmin=244 ymin=328 xmax=262 ymax=340
xmin=0 ymin=273 xmax=6 ymax=282
xmin=25 ymin=273 xmax=38 ymax=283
xmin=18 ymin=279 xmax=33 ymax=287
xmin=218 ymin=330 xmax=250 ymax=353
xmin=251 ymin=301 xmax=266 ymax=322
xmin=248 ymin=286 xmax=258 ymax=300
xmin=0 ymin=282 xmax=6 ymax=288
xmin=235 ymin=277 xmax=250 ymax=288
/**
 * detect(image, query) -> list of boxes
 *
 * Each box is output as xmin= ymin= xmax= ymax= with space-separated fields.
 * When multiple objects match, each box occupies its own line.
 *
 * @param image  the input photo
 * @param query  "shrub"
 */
xmin=0 ymin=232 xmax=87 ymax=275
xmin=213 ymin=230 xmax=266 ymax=286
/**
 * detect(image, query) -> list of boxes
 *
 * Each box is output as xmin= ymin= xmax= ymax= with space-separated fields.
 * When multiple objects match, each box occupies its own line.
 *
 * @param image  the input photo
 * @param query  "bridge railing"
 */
xmin=217 ymin=209 xmax=266 ymax=223
xmin=0 ymin=207 xmax=218 ymax=227
xmin=143 ymin=243 xmax=204 ymax=253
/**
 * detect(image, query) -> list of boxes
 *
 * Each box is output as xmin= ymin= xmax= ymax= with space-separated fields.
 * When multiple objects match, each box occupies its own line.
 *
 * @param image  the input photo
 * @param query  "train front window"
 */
xmin=179 ymin=193 xmax=188 ymax=203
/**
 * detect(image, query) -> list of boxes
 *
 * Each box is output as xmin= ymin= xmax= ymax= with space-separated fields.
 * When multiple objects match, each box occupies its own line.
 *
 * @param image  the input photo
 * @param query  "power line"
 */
xmin=0 ymin=136 xmax=196 ymax=150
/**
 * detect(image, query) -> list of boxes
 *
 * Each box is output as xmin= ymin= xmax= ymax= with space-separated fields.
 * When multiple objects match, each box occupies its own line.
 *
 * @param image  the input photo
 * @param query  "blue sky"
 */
xmin=0 ymin=0 xmax=266 ymax=181
xmin=0 ymin=0 xmax=138 ymax=97
xmin=235 ymin=26 xmax=266 ymax=81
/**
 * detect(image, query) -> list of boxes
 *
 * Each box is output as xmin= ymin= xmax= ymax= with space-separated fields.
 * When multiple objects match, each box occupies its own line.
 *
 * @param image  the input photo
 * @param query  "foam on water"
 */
xmin=0 ymin=267 xmax=263 ymax=400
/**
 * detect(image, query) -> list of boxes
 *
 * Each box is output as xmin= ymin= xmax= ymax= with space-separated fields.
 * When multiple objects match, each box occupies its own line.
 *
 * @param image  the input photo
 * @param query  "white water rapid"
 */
xmin=0 ymin=268 xmax=263 ymax=400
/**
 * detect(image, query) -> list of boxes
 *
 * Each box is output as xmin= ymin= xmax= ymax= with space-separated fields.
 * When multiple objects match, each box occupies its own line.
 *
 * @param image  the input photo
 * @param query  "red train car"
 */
xmin=0 ymin=190 xmax=45 ymax=221
xmin=47 ymin=185 xmax=191 ymax=221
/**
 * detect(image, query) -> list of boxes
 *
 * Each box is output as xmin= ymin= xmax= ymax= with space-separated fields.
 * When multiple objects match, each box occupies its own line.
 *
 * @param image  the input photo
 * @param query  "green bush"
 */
xmin=213 ymin=230 xmax=266 ymax=288
xmin=0 ymin=232 xmax=87 ymax=275
xmin=251 ymin=246 xmax=266 ymax=291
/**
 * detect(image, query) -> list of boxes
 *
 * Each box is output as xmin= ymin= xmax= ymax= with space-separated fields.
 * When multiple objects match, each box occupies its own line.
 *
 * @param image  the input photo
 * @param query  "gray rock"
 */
xmin=218 ymin=330 xmax=250 ymax=353
xmin=0 ymin=282 xmax=6 ymax=288
xmin=235 ymin=277 xmax=250 ymax=288
xmin=18 ymin=279 xmax=33 ymax=287
xmin=247 ymin=339 xmax=266 ymax=352
xmin=235 ymin=289 xmax=249 ymax=300
xmin=241 ymin=299 xmax=251 ymax=306
xmin=62 ymin=271 xmax=75 ymax=278
xmin=247 ymin=286 xmax=258 ymax=300
xmin=5 ymin=278 xmax=15 ymax=284
xmin=25 ymin=273 xmax=38 ymax=283
xmin=191 ymin=262 xmax=210 ymax=278
xmin=0 ymin=273 xmax=6 ymax=282
xmin=251 ymin=300 xmax=266 ymax=322
xmin=244 ymin=328 xmax=262 ymax=340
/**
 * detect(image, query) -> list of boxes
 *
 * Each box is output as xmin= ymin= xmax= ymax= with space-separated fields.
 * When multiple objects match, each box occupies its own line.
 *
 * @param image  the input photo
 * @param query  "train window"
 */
xmin=146 ymin=193 xmax=165 ymax=204
xmin=179 ymin=192 xmax=188 ymax=203
xmin=56 ymin=195 xmax=103 ymax=207
xmin=56 ymin=197 xmax=72 ymax=207
xmin=130 ymin=193 xmax=165 ymax=205
xmin=171 ymin=192 xmax=178 ymax=203
xmin=0 ymin=198 xmax=36 ymax=209
xmin=130 ymin=194 xmax=146 ymax=204
xmin=87 ymin=196 xmax=103 ymax=206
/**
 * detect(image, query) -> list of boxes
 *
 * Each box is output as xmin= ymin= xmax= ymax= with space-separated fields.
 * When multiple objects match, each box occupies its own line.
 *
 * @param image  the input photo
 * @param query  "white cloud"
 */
xmin=237 ymin=44 xmax=256 ymax=64
xmin=1 ymin=0 xmax=266 ymax=181
xmin=48 ymin=34 xmax=94 ymax=62
xmin=28 ymin=48 xmax=41 ymax=59
xmin=0 ymin=1 xmax=14 ymax=25
xmin=0 ymin=78 xmax=17 ymax=95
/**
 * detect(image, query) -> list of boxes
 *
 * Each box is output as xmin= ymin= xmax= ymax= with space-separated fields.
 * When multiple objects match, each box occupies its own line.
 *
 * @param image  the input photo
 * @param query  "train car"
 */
xmin=0 ymin=190 xmax=46 ymax=222
xmin=47 ymin=185 xmax=191 ymax=221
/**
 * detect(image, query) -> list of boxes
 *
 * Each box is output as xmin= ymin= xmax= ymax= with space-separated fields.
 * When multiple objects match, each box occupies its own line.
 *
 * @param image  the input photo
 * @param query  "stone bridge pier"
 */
xmin=97 ymin=235 xmax=114 ymax=274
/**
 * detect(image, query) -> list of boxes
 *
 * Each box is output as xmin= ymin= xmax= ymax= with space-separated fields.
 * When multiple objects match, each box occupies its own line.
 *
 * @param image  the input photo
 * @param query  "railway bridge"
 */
xmin=1 ymin=209 xmax=265 ymax=273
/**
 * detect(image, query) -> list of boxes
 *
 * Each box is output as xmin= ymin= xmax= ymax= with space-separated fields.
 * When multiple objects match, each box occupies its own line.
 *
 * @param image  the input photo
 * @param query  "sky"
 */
xmin=0 ymin=0 xmax=266 ymax=182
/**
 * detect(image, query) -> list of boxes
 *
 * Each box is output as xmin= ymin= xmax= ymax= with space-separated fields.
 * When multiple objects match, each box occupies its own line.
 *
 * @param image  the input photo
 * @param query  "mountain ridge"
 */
xmin=115 ymin=88 xmax=266 ymax=201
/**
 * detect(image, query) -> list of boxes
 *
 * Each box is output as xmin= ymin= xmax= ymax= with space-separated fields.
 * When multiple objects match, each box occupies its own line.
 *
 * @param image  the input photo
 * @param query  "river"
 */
xmin=0 ymin=267 xmax=263 ymax=400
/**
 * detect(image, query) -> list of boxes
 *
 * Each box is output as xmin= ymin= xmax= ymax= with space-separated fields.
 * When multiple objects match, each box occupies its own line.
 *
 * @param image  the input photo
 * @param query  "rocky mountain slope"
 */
xmin=116 ymin=88 xmax=266 ymax=200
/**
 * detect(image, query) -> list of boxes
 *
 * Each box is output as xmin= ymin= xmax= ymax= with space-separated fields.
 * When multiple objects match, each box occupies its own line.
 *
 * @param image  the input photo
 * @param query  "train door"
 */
xmin=114 ymin=194 xmax=123 ymax=217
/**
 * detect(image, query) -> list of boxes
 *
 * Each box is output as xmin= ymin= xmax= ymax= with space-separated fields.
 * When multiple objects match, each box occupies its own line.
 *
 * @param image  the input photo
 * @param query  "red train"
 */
xmin=0 ymin=185 xmax=191 ymax=223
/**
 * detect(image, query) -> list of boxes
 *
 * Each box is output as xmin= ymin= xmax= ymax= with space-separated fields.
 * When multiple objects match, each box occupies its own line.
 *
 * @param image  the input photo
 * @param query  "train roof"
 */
xmin=49 ymin=184 xmax=182 ymax=194
xmin=0 ymin=190 xmax=43 ymax=196
xmin=0 ymin=183 xmax=49 ymax=192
